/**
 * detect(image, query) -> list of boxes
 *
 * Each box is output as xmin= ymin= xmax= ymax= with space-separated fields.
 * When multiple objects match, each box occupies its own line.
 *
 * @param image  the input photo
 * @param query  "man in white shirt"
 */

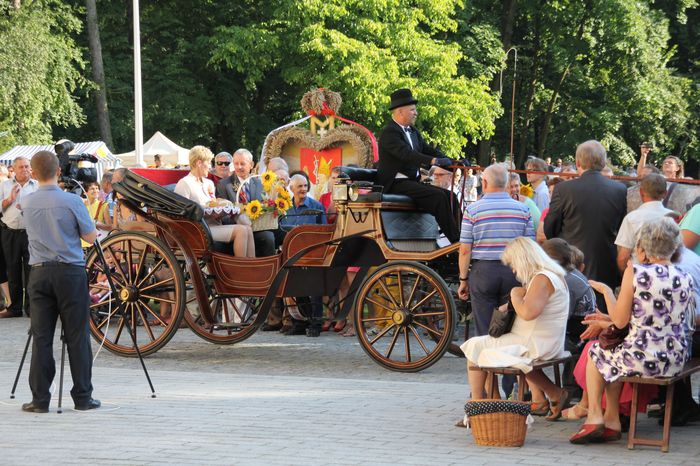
xmin=615 ymin=173 xmax=676 ymax=271
xmin=0 ymin=156 xmax=39 ymax=318
xmin=525 ymin=156 xmax=550 ymax=212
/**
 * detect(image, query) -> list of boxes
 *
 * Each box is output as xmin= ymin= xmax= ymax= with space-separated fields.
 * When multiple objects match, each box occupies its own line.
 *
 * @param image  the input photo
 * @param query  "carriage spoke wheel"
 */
xmin=86 ymin=231 xmax=185 ymax=357
xmin=354 ymin=261 xmax=455 ymax=372
xmin=183 ymin=288 xmax=263 ymax=345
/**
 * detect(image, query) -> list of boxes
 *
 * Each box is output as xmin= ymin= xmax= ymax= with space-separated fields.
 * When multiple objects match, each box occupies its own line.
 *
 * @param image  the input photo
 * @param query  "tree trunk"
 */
xmin=537 ymin=3 xmax=590 ymax=156
xmin=477 ymin=0 xmax=518 ymax=166
xmin=516 ymin=10 xmax=541 ymax=168
xmin=85 ymin=0 xmax=114 ymax=148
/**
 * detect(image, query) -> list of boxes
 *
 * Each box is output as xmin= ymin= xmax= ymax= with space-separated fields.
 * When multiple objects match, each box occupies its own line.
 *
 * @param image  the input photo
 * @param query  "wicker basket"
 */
xmin=465 ymin=400 xmax=530 ymax=447
xmin=251 ymin=211 xmax=278 ymax=232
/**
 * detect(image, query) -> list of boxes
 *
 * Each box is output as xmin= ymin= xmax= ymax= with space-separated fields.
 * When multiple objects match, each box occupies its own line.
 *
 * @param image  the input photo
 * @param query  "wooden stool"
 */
xmin=618 ymin=358 xmax=700 ymax=453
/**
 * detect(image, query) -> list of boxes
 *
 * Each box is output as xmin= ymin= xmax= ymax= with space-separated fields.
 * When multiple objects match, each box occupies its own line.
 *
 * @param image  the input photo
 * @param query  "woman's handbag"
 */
xmin=488 ymin=299 xmax=516 ymax=338
xmin=598 ymin=323 xmax=629 ymax=350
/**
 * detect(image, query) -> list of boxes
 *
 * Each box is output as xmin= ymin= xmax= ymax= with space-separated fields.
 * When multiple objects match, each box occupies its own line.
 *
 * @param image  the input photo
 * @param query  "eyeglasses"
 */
xmin=216 ymin=161 xmax=231 ymax=166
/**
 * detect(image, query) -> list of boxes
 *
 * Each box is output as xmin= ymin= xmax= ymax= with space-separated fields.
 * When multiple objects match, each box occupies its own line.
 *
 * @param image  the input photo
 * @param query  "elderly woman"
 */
xmin=174 ymin=146 xmax=254 ymax=257
xmin=461 ymin=237 xmax=571 ymax=420
xmin=570 ymin=217 xmax=693 ymax=444
xmin=661 ymin=156 xmax=684 ymax=180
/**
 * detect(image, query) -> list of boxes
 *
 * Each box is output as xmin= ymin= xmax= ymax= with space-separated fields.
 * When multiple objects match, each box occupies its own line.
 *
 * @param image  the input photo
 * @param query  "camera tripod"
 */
xmin=9 ymin=198 xmax=156 ymax=413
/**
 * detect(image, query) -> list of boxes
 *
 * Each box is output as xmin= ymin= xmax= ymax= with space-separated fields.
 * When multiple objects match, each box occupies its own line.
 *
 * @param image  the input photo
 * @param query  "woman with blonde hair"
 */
xmin=661 ymin=156 xmax=684 ymax=179
xmin=175 ymin=146 xmax=254 ymax=257
xmin=461 ymin=237 xmax=571 ymax=420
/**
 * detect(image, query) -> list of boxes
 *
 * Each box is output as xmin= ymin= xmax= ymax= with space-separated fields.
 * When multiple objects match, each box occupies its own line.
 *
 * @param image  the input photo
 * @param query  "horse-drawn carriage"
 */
xmin=86 ymin=167 xmax=467 ymax=372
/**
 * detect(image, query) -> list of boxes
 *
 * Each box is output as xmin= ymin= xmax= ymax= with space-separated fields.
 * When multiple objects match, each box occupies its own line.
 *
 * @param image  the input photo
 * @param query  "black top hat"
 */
xmin=389 ymin=88 xmax=418 ymax=110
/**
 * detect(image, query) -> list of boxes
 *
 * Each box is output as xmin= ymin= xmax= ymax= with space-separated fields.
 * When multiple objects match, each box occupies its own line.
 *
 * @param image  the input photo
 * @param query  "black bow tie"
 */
xmin=403 ymin=126 xmax=413 ymax=133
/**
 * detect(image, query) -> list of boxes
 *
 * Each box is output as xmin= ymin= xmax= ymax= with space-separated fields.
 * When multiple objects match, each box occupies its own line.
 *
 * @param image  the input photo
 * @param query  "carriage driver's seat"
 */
xmin=338 ymin=166 xmax=439 ymax=252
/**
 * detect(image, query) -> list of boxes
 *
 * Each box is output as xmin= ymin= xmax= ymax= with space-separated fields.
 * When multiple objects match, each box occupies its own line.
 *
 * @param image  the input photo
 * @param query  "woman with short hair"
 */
xmin=570 ymin=217 xmax=693 ymax=444
xmin=175 ymin=146 xmax=254 ymax=257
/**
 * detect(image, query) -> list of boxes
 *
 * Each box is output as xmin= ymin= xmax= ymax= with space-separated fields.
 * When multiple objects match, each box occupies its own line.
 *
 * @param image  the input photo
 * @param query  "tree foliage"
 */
xmin=2 ymin=0 xmax=698 ymax=174
xmin=0 ymin=0 xmax=86 ymax=153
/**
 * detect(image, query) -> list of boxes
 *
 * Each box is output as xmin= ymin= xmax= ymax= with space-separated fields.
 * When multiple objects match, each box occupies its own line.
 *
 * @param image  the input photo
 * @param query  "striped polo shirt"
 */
xmin=460 ymin=192 xmax=535 ymax=260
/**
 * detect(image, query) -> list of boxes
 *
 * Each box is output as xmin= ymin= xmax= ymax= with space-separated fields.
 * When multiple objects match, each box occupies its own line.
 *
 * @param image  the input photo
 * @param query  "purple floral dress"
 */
xmin=589 ymin=264 xmax=692 ymax=383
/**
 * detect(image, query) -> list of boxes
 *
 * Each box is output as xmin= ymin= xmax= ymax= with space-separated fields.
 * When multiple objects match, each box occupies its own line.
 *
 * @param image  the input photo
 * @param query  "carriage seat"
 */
xmin=338 ymin=167 xmax=439 ymax=247
xmin=113 ymin=170 xmax=233 ymax=254
xmin=338 ymin=166 xmax=414 ymax=207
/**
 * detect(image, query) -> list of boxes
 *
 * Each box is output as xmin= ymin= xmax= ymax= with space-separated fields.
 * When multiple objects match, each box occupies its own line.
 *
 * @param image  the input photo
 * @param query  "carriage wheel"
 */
xmin=354 ymin=261 xmax=455 ymax=372
xmin=183 ymin=288 xmax=264 ymax=345
xmin=86 ymin=231 xmax=185 ymax=357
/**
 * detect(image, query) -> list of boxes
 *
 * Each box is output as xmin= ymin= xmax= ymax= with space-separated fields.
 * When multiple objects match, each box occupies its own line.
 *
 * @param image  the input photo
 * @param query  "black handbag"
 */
xmin=488 ymin=298 xmax=516 ymax=338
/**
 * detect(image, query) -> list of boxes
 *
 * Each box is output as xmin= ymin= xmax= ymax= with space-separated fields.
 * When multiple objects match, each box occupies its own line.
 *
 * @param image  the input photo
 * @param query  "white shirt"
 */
xmin=615 ymin=200 xmax=675 ymax=249
xmin=532 ymin=180 xmax=550 ymax=212
xmin=174 ymin=173 xmax=216 ymax=207
xmin=1 ymin=178 xmax=39 ymax=229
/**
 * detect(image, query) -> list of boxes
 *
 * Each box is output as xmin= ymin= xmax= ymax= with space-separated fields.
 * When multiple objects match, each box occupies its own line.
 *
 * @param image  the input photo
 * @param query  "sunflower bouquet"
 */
xmin=238 ymin=171 xmax=291 ymax=231
xmin=520 ymin=183 xmax=535 ymax=199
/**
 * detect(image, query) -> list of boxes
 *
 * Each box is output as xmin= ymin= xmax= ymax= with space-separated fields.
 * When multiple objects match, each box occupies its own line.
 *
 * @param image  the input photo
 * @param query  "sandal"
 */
xmin=561 ymin=403 xmax=588 ymax=421
xmin=545 ymin=389 xmax=570 ymax=421
xmin=530 ymin=400 xmax=551 ymax=416
xmin=591 ymin=427 xmax=621 ymax=443
xmin=569 ymin=423 xmax=604 ymax=444
xmin=341 ymin=327 xmax=356 ymax=337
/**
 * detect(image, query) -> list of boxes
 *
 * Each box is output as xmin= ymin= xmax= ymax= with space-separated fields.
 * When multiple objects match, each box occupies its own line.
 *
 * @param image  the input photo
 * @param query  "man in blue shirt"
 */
xmin=280 ymin=174 xmax=327 ymax=228
xmin=20 ymin=151 xmax=100 ymax=413
xmin=278 ymin=174 xmax=327 ymax=337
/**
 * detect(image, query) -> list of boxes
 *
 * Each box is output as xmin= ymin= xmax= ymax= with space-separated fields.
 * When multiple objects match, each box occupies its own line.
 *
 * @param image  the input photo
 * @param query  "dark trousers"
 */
xmin=468 ymin=260 xmax=520 ymax=336
xmin=253 ymin=230 xmax=276 ymax=257
xmin=28 ymin=264 xmax=93 ymax=406
xmin=2 ymin=227 xmax=30 ymax=315
xmin=388 ymin=179 xmax=461 ymax=243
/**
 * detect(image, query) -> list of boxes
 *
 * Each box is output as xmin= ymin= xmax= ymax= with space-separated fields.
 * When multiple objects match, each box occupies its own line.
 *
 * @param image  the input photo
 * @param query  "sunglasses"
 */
xmin=216 ymin=161 xmax=231 ymax=166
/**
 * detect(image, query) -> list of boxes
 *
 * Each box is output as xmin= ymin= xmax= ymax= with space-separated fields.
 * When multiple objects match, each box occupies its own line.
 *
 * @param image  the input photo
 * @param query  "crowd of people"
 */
xmin=2 ymin=87 xmax=698 ymax=428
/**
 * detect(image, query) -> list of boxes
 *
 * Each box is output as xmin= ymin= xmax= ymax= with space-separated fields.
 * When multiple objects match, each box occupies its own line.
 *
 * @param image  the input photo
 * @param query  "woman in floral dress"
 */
xmin=570 ymin=217 xmax=693 ymax=444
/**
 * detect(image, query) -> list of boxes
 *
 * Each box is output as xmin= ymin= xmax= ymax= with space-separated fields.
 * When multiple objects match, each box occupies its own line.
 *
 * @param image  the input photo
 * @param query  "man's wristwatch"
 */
xmin=459 ymin=276 xmax=468 ymax=281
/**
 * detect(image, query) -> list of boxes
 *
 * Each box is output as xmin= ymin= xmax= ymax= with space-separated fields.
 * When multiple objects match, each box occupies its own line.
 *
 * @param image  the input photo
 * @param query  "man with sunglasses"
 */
xmin=211 ymin=151 xmax=232 ymax=183
xmin=216 ymin=148 xmax=275 ymax=257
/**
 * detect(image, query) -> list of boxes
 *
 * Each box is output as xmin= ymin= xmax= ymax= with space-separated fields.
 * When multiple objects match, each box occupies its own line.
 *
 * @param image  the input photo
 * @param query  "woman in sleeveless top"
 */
xmin=174 ymin=146 xmax=254 ymax=257
xmin=461 ymin=237 xmax=571 ymax=420
xmin=571 ymin=218 xmax=692 ymax=444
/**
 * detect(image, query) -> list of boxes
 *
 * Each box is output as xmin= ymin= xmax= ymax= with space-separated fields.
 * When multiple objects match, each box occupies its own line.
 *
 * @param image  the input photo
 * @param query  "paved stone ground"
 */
xmin=1 ymin=316 xmax=698 ymax=465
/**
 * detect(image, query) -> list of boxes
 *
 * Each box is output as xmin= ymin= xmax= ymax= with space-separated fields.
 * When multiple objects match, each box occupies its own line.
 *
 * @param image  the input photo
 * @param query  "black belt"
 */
xmin=32 ymin=261 xmax=81 ymax=268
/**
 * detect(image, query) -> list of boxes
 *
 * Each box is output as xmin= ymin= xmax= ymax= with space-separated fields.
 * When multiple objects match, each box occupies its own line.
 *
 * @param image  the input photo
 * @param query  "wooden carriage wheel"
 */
xmin=183 ymin=286 xmax=264 ymax=345
xmin=85 ymin=231 xmax=186 ymax=357
xmin=354 ymin=261 xmax=456 ymax=372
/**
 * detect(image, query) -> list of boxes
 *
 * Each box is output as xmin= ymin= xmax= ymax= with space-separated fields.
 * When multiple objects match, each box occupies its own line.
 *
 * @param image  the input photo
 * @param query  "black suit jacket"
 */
xmin=377 ymin=120 xmax=443 ymax=191
xmin=544 ymin=170 xmax=627 ymax=287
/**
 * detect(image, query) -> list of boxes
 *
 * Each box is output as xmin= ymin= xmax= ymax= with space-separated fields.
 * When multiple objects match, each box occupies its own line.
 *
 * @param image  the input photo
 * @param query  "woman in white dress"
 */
xmin=175 ymin=146 xmax=255 ymax=257
xmin=461 ymin=237 xmax=571 ymax=419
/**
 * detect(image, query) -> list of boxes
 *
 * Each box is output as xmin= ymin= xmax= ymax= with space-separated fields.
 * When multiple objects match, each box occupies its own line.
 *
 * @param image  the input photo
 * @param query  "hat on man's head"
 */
xmin=389 ymin=88 xmax=418 ymax=110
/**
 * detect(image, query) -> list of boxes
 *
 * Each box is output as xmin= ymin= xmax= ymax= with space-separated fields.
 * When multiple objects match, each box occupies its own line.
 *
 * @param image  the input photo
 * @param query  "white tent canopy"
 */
xmin=115 ymin=131 xmax=190 ymax=167
xmin=0 ymin=141 xmax=116 ymax=182
xmin=0 ymin=140 xmax=117 ymax=164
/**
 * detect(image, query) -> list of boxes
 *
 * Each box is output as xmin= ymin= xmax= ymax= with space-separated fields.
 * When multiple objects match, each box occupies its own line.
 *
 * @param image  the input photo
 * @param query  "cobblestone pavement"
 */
xmin=1 ymin=317 xmax=698 ymax=465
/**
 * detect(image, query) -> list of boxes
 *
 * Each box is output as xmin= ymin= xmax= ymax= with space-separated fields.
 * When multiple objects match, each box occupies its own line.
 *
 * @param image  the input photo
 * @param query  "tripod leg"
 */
xmin=57 ymin=328 xmax=66 ymax=414
xmin=94 ymin=240 xmax=156 ymax=397
xmin=10 ymin=328 xmax=32 ymax=399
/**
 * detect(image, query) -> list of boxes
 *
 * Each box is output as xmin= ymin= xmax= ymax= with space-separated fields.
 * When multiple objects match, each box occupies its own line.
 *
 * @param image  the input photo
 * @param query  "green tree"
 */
xmin=208 ymin=0 xmax=502 ymax=158
xmin=0 ymin=0 xmax=87 ymax=153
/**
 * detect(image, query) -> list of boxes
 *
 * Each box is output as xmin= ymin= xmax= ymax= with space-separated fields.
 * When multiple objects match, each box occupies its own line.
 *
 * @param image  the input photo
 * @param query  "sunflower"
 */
xmin=520 ymin=183 xmax=534 ymax=199
xmin=261 ymin=170 xmax=278 ymax=193
xmin=276 ymin=197 xmax=291 ymax=214
xmin=276 ymin=185 xmax=291 ymax=200
xmin=244 ymin=200 xmax=264 ymax=220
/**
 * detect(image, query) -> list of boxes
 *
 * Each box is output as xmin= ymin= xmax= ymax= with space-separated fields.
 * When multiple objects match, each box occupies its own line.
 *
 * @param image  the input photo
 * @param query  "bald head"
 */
xmin=482 ymin=163 xmax=508 ymax=192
